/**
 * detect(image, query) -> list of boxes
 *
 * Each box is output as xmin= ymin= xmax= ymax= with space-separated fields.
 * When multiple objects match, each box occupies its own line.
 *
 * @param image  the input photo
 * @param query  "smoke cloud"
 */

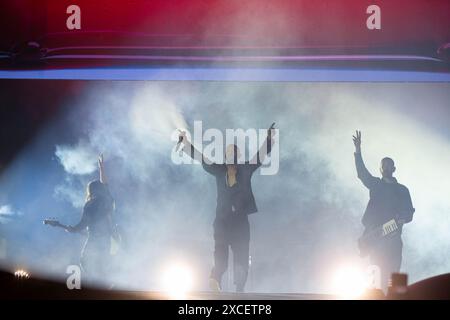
xmin=1 ymin=81 xmax=449 ymax=294
xmin=0 ymin=205 xmax=22 ymax=224
xmin=55 ymin=141 xmax=97 ymax=176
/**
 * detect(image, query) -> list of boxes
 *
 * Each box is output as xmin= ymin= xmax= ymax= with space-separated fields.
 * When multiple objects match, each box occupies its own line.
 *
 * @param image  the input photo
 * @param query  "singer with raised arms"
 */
xmin=178 ymin=123 xmax=276 ymax=293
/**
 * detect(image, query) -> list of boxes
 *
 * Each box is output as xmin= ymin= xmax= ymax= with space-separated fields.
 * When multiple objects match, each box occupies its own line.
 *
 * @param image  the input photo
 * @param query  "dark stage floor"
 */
xmin=1 ymin=270 xmax=448 ymax=300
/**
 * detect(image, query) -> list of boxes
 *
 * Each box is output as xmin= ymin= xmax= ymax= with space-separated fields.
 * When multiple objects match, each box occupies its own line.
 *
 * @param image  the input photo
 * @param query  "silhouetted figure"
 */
xmin=179 ymin=125 xmax=274 ymax=292
xmin=353 ymin=131 xmax=415 ymax=291
xmin=46 ymin=155 xmax=119 ymax=285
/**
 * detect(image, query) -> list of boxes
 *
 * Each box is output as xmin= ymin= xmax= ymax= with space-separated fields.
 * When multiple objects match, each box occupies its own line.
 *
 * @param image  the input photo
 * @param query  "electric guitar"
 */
xmin=43 ymin=218 xmax=69 ymax=230
xmin=358 ymin=218 xmax=401 ymax=257
xmin=43 ymin=218 xmax=121 ymax=255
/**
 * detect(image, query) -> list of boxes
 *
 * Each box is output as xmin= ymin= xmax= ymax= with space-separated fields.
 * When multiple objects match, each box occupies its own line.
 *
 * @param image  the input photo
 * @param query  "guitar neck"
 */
xmin=44 ymin=219 xmax=69 ymax=230
xmin=54 ymin=223 xmax=68 ymax=230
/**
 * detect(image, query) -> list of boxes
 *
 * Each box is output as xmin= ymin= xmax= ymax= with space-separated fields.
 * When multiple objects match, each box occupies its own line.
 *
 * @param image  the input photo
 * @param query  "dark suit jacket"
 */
xmin=188 ymin=138 xmax=272 ymax=216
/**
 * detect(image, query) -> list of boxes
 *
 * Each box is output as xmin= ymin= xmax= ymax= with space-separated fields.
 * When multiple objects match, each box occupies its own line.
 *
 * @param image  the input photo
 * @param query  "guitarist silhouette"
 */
xmin=45 ymin=154 xmax=120 ymax=286
xmin=353 ymin=131 xmax=415 ymax=291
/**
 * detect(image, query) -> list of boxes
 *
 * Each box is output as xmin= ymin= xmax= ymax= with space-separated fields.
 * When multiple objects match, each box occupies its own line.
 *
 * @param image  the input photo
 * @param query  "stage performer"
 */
xmin=353 ymin=130 xmax=415 ymax=291
xmin=179 ymin=124 xmax=275 ymax=293
xmin=45 ymin=154 xmax=120 ymax=285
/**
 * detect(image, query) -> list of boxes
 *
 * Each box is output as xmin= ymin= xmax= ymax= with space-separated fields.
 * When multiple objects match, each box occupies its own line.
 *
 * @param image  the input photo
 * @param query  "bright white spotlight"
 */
xmin=162 ymin=263 xmax=193 ymax=299
xmin=331 ymin=265 xmax=367 ymax=299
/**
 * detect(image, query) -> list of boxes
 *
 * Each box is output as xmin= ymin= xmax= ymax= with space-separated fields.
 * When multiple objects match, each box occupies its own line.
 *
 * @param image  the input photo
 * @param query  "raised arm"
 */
xmin=353 ymin=130 xmax=378 ymax=189
xmin=178 ymin=130 xmax=222 ymax=175
xmin=248 ymin=123 xmax=275 ymax=171
xmin=179 ymin=131 xmax=203 ymax=161
xmin=98 ymin=153 xmax=107 ymax=185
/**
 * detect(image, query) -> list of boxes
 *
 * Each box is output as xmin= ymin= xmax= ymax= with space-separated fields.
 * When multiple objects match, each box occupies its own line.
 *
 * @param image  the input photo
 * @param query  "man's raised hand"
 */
xmin=98 ymin=153 xmax=108 ymax=184
xmin=98 ymin=153 xmax=104 ymax=169
xmin=268 ymin=122 xmax=276 ymax=139
xmin=176 ymin=129 xmax=188 ymax=152
xmin=178 ymin=129 xmax=187 ymax=143
xmin=353 ymin=130 xmax=362 ymax=153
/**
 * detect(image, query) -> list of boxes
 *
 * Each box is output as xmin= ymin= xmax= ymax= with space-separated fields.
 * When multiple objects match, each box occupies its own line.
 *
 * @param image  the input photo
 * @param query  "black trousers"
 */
xmin=210 ymin=213 xmax=250 ymax=290
xmin=369 ymin=235 xmax=403 ymax=291
xmin=80 ymin=236 xmax=111 ymax=285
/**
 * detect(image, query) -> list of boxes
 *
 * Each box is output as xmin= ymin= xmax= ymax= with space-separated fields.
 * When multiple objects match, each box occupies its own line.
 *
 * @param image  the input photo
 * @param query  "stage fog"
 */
xmin=0 ymin=81 xmax=449 ymax=293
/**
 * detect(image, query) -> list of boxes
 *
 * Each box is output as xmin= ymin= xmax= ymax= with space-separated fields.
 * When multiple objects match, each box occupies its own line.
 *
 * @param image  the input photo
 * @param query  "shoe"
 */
xmin=236 ymin=285 xmax=245 ymax=293
xmin=209 ymin=278 xmax=221 ymax=292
